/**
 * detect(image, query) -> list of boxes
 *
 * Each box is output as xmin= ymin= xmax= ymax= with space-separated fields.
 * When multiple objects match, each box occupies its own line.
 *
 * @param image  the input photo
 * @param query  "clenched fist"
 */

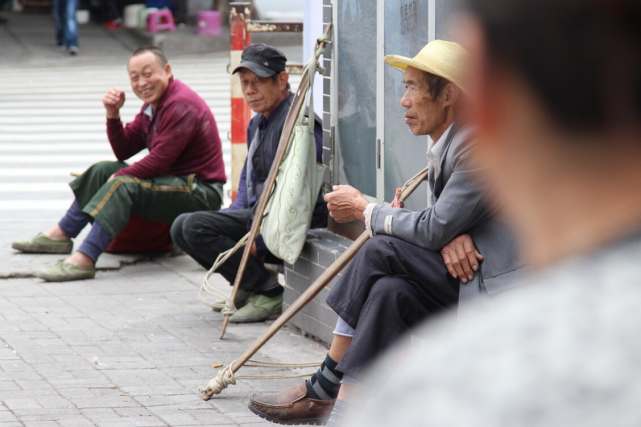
xmin=324 ymin=185 xmax=369 ymax=223
xmin=102 ymin=88 xmax=125 ymax=120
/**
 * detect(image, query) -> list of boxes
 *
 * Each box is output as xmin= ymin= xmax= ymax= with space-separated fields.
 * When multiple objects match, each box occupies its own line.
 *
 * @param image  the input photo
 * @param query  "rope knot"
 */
xmin=199 ymin=365 xmax=236 ymax=400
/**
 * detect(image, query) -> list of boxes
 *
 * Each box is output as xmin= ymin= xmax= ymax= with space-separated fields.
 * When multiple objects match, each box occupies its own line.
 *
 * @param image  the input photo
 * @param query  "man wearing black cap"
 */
xmin=171 ymin=43 xmax=327 ymax=323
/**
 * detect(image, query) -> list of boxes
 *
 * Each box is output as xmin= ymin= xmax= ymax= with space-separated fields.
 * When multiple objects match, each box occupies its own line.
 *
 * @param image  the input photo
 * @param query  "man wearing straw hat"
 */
xmin=343 ymin=0 xmax=641 ymax=425
xmin=248 ymin=40 xmax=523 ymax=426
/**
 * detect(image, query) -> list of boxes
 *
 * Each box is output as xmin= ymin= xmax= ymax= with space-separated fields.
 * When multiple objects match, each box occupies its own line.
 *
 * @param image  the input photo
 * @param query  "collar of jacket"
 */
xmin=256 ymin=92 xmax=294 ymax=132
xmin=142 ymin=76 xmax=176 ymax=116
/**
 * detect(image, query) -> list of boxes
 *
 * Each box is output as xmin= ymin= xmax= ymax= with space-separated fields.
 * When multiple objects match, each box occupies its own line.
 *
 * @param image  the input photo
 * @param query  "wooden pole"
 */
xmin=201 ymin=166 xmax=428 ymax=398
xmin=219 ymin=71 xmax=310 ymax=339
xmin=203 ymin=231 xmax=370 ymax=399
xmin=220 ymin=24 xmax=332 ymax=339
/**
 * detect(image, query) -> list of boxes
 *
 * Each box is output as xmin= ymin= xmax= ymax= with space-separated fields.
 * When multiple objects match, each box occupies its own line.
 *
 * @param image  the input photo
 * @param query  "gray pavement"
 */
xmin=0 ymin=11 xmax=301 ymax=68
xmin=0 ymin=13 xmax=325 ymax=427
xmin=0 ymin=12 xmax=141 ymax=67
xmin=0 ymin=248 xmax=327 ymax=426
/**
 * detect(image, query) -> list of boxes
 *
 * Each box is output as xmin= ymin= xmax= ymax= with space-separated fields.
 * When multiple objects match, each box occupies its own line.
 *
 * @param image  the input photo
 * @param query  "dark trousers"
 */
xmin=171 ymin=209 xmax=278 ymax=291
xmin=59 ymin=160 xmax=221 ymax=261
xmin=326 ymin=235 xmax=460 ymax=379
xmin=72 ymin=161 xmax=222 ymax=239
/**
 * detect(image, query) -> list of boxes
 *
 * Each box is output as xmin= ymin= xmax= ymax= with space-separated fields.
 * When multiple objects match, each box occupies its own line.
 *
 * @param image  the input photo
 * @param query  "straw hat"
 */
xmin=384 ymin=40 xmax=468 ymax=95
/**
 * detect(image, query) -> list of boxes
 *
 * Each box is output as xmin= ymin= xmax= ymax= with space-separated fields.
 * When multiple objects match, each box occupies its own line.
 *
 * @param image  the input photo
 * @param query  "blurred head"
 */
xmin=463 ymin=0 xmax=641 ymax=133
xmin=233 ymin=43 xmax=290 ymax=117
xmin=128 ymin=46 xmax=172 ymax=110
xmin=384 ymin=40 xmax=468 ymax=140
xmin=460 ymin=0 xmax=641 ymax=264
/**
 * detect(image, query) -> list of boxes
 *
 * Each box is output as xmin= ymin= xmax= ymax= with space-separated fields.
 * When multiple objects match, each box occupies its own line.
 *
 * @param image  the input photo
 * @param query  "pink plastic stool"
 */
xmin=146 ymin=9 xmax=176 ymax=33
xmin=196 ymin=10 xmax=222 ymax=36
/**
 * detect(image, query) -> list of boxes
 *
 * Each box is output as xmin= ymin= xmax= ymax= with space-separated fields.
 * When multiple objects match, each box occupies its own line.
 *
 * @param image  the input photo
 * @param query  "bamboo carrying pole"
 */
xmin=201 ymin=231 xmax=370 ymax=399
xmin=200 ymin=167 xmax=429 ymax=399
xmin=219 ymin=25 xmax=332 ymax=339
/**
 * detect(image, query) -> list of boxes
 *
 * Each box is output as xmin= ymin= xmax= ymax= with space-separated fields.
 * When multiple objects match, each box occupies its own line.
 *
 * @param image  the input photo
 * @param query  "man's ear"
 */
xmin=279 ymin=72 xmax=289 ymax=91
xmin=443 ymin=83 xmax=459 ymax=107
xmin=164 ymin=63 xmax=173 ymax=78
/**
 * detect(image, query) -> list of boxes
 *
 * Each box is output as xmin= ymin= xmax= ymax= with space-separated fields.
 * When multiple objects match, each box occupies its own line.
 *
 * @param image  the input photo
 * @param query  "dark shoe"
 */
xmin=212 ymin=288 xmax=254 ymax=312
xmin=36 ymin=260 xmax=96 ymax=282
xmin=229 ymin=293 xmax=282 ymax=323
xmin=12 ymin=232 xmax=73 ymax=254
xmin=249 ymin=381 xmax=335 ymax=425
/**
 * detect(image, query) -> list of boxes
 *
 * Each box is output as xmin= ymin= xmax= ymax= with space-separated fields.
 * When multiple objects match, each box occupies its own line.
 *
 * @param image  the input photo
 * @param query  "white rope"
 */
xmin=198 ymin=232 xmax=251 ymax=315
xmin=199 ymin=358 xmax=321 ymax=398
xmin=244 ymin=359 xmax=321 ymax=368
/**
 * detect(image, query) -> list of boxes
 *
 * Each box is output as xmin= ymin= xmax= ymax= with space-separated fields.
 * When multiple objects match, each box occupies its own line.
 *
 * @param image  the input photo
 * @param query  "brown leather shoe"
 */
xmin=249 ymin=381 xmax=335 ymax=425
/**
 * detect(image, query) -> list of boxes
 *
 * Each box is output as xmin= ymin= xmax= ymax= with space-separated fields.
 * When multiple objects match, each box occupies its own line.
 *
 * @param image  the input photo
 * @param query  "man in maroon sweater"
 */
xmin=12 ymin=46 xmax=226 ymax=282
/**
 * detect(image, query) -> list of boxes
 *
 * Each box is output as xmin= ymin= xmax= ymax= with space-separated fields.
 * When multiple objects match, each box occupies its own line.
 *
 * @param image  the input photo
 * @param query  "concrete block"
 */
xmin=283 ymin=230 xmax=352 ymax=344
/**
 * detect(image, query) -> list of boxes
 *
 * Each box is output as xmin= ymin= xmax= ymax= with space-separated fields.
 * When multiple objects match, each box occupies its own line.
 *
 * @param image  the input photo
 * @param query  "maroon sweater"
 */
xmin=107 ymin=77 xmax=226 ymax=183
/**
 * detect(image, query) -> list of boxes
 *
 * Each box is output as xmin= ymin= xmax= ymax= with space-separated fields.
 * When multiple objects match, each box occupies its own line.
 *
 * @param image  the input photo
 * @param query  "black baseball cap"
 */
xmin=232 ymin=43 xmax=287 ymax=77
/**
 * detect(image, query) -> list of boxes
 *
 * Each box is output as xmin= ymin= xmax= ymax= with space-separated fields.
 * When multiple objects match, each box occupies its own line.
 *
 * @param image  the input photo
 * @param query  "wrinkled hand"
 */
xmin=441 ymin=234 xmax=484 ymax=284
xmin=102 ymin=87 xmax=125 ymax=119
xmin=324 ymin=185 xmax=369 ymax=223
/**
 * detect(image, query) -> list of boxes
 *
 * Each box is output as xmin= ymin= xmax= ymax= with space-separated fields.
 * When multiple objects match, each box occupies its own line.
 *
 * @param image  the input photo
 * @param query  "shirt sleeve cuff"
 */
xmin=363 ymin=203 xmax=376 ymax=236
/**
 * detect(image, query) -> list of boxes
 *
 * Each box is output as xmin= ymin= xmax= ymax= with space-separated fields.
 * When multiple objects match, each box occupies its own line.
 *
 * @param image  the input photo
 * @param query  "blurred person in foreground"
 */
xmin=344 ymin=1 xmax=641 ymax=426
xmin=248 ymin=40 xmax=523 ymax=426
xmin=12 ymin=46 xmax=226 ymax=282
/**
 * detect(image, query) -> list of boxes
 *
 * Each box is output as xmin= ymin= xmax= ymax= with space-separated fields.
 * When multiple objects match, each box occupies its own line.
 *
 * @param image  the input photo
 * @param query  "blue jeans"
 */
xmin=52 ymin=0 xmax=79 ymax=48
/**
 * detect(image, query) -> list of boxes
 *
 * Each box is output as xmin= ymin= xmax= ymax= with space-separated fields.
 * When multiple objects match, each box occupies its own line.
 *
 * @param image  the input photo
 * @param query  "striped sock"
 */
xmin=306 ymin=354 xmax=342 ymax=400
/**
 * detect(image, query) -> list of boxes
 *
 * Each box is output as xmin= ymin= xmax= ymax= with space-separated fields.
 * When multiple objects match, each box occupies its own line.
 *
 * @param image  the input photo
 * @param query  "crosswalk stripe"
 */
xmin=0 ymin=183 xmax=72 ymax=192
xmin=1 ymin=200 xmax=74 ymax=210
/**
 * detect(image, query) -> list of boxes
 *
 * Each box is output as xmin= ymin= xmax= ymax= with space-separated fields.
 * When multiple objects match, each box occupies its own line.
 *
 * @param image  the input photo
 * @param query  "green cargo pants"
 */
xmin=70 ymin=161 xmax=223 ymax=239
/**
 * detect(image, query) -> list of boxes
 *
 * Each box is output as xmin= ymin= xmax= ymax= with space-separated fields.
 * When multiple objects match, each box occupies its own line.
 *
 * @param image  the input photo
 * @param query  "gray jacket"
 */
xmin=370 ymin=121 xmax=524 ymax=302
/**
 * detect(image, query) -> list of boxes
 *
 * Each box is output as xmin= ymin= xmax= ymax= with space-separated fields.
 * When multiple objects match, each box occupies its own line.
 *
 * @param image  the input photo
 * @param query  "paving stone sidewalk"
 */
xmin=0 ymin=231 xmax=327 ymax=427
xmin=1 ymin=14 xmax=324 ymax=426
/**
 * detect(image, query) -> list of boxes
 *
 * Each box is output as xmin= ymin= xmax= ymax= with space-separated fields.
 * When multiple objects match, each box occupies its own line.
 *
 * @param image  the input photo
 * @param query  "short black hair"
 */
xmin=131 ymin=46 xmax=169 ymax=67
xmin=422 ymin=71 xmax=448 ymax=99
xmin=463 ymin=0 xmax=641 ymax=131
xmin=269 ymin=72 xmax=291 ymax=91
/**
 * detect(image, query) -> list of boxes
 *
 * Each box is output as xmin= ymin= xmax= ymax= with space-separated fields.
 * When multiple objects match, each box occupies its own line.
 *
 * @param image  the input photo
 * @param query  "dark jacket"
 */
xmin=226 ymin=93 xmax=328 ymax=257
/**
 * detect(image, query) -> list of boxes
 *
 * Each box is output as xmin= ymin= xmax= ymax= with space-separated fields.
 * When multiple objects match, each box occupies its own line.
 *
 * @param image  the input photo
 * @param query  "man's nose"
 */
xmin=245 ymin=82 xmax=257 ymax=94
xmin=400 ymin=90 xmax=411 ymax=107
